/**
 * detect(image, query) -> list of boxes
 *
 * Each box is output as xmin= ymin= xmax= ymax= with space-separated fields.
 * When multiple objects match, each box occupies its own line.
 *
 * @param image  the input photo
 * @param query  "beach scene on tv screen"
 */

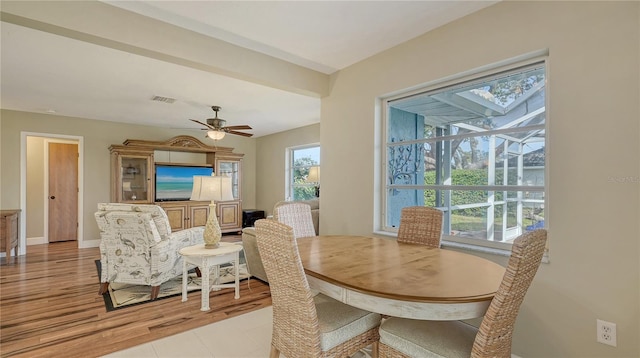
xmin=156 ymin=166 xmax=213 ymax=201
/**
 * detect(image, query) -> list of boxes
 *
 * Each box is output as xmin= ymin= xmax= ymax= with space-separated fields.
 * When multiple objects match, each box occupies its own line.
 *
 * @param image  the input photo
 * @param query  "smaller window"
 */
xmin=287 ymin=145 xmax=320 ymax=200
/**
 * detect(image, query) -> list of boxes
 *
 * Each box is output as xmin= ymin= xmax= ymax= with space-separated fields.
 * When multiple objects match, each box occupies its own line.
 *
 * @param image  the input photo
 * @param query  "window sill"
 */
xmin=373 ymin=230 xmax=550 ymax=263
xmin=441 ymin=240 xmax=512 ymax=257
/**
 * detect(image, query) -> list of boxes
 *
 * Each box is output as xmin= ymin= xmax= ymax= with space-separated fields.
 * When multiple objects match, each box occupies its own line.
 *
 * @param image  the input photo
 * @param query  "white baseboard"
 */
xmin=80 ymin=240 xmax=100 ymax=249
xmin=26 ymin=237 xmax=100 ymax=249
xmin=0 ymin=250 xmax=18 ymax=258
xmin=27 ymin=237 xmax=47 ymax=245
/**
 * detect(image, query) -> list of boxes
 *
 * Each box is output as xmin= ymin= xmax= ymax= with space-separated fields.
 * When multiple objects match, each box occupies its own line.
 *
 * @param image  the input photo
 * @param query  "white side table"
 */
xmin=179 ymin=242 xmax=243 ymax=311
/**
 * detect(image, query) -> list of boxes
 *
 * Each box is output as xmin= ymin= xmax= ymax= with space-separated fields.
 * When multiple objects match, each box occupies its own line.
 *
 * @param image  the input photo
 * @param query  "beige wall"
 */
xmin=255 ymin=123 xmax=320 ymax=216
xmin=321 ymin=1 xmax=639 ymax=357
xmin=26 ymin=136 xmax=45 ymax=238
xmin=0 ymin=109 xmax=256 ymax=248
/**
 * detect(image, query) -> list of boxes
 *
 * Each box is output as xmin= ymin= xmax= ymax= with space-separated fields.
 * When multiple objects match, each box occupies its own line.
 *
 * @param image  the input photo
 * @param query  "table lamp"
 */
xmin=190 ymin=175 xmax=234 ymax=248
xmin=306 ymin=166 xmax=320 ymax=197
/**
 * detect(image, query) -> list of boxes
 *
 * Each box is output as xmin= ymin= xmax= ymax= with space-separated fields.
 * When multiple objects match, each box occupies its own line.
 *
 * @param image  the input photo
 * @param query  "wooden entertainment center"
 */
xmin=109 ymin=135 xmax=244 ymax=233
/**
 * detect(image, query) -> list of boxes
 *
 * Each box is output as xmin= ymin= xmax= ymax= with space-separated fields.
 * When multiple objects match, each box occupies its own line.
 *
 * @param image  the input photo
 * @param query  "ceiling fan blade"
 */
xmin=227 ymin=130 xmax=254 ymax=137
xmin=189 ymin=119 xmax=215 ymax=130
xmin=224 ymin=125 xmax=252 ymax=130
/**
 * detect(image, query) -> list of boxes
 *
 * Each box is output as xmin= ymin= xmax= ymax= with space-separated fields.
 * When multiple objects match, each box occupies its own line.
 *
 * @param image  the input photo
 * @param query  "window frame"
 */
xmin=286 ymin=144 xmax=320 ymax=201
xmin=379 ymin=56 xmax=549 ymax=256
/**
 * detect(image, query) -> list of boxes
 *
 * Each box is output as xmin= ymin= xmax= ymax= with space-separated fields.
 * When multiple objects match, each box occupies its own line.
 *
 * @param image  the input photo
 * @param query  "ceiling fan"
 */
xmin=190 ymin=106 xmax=253 ymax=139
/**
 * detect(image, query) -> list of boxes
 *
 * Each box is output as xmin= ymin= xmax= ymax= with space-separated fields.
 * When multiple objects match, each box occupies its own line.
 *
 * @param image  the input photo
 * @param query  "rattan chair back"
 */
xmin=397 ymin=206 xmax=443 ymax=247
xmin=378 ymin=229 xmax=547 ymax=358
xmin=273 ymin=202 xmax=316 ymax=239
xmin=471 ymin=229 xmax=547 ymax=357
xmin=255 ymin=219 xmax=380 ymax=358
xmin=255 ymin=219 xmax=322 ymax=357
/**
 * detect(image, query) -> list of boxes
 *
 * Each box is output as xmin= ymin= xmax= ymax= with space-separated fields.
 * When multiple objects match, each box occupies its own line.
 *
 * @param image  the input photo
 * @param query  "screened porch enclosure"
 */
xmin=386 ymin=63 xmax=546 ymax=243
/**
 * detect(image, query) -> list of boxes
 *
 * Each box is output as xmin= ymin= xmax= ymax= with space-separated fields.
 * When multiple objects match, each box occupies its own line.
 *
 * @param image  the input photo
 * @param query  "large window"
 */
xmin=383 ymin=61 xmax=546 ymax=249
xmin=287 ymin=145 xmax=320 ymax=200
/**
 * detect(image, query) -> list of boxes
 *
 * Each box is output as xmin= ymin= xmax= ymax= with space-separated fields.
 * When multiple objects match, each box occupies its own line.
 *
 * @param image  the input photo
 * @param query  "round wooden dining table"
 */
xmin=297 ymin=235 xmax=506 ymax=320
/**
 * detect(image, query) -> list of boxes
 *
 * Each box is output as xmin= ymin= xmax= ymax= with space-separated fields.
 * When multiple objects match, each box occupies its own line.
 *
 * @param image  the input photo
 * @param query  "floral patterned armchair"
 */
xmin=94 ymin=203 xmax=204 ymax=299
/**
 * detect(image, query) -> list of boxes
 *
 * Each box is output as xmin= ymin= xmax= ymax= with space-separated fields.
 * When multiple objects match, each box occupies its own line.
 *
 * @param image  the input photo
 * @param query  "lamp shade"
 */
xmin=190 ymin=175 xmax=234 ymax=202
xmin=306 ymin=166 xmax=320 ymax=183
xmin=207 ymin=130 xmax=226 ymax=140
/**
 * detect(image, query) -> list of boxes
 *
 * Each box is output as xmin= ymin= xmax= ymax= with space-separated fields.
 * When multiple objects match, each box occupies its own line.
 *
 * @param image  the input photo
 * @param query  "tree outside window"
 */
xmin=289 ymin=145 xmax=320 ymax=200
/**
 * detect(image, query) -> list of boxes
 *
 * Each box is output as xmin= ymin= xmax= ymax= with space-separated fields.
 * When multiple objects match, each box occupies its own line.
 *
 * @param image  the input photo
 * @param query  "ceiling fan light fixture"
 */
xmin=207 ymin=130 xmax=226 ymax=140
xmin=190 ymin=105 xmax=253 ymax=138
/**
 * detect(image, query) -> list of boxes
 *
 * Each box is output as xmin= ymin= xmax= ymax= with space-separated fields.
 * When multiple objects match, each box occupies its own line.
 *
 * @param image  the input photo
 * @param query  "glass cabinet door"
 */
xmin=119 ymin=156 xmax=151 ymax=202
xmin=217 ymin=160 xmax=240 ymax=200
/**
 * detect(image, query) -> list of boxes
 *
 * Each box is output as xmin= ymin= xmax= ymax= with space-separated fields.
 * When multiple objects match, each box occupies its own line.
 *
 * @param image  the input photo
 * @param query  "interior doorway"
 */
xmin=48 ymin=142 xmax=79 ymax=242
xmin=20 ymin=133 xmax=84 ymax=254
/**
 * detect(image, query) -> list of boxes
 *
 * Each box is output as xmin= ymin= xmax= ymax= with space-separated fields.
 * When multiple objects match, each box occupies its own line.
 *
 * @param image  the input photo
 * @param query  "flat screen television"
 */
xmin=155 ymin=163 xmax=214 ymax=202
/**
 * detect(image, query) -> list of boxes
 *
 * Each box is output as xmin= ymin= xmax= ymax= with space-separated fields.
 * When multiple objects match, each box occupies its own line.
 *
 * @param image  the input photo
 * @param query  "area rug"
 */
xmin=96 ymin=260 xmax=250 ymax=311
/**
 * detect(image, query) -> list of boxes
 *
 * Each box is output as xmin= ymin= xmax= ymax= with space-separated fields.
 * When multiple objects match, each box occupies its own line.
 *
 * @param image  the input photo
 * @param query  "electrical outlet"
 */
xmin=596 ymin=319 xmax=617 ymax=347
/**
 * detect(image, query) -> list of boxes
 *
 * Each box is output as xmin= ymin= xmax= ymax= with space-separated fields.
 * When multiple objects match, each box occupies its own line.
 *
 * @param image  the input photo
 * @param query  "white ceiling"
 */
xmin=1 ymin=1 xmax=498 ymax=138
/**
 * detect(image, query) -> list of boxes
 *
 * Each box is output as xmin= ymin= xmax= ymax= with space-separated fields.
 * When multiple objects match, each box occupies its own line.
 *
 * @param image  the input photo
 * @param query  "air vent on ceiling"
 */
xmin=151 ymin=95 xmax=176 ymax=104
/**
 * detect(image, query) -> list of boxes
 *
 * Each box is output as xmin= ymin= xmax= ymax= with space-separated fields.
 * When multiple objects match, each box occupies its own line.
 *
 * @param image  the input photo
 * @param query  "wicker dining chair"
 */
xmin=397 ymin=206 xmax=443 ymax=247
xmin=273 ymin=202 xmax=317 ymax=239
xmin=378 ymin=229 xmax=547 ymax=358
xmin=255 ymin=219 xmax=381 ymax=358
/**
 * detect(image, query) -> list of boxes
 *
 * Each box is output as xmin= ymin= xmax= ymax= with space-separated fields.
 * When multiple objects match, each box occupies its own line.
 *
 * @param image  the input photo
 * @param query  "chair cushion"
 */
xmin=379 ymin=317 xmax=477 ymax=358
xmin=314 ymin=294 xmax=381 ymax=351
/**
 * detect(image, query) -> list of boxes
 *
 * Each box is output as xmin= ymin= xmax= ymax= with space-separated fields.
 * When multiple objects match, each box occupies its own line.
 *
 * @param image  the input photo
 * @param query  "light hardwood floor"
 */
xmin=0 ymin=237 xmax=272 ymax=358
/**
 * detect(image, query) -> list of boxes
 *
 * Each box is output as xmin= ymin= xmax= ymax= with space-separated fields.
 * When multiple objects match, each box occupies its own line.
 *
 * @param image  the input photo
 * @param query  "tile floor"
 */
xmin=102 ymin=306 xmax=275 ymax=358
xmin=102 ymin=305 xmax=373 ymax=358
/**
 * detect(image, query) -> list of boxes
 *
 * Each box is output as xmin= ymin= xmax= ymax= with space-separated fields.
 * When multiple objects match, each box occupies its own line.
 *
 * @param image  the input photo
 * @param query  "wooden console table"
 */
xmin=1 ymin=210 xmax=21 ymax=260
